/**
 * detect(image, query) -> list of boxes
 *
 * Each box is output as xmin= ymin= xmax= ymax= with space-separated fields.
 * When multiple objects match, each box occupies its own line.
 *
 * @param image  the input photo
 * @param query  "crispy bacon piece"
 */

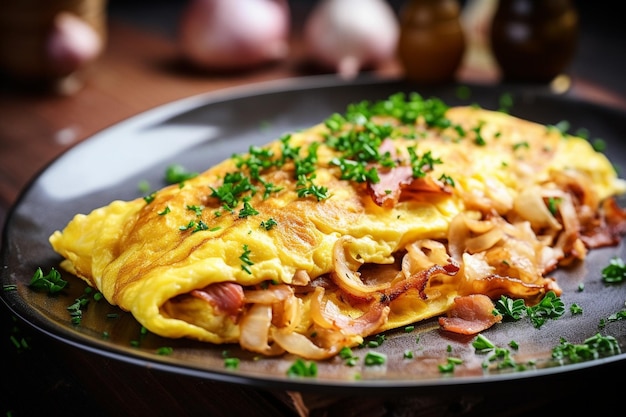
xmin=438 ymin=294 xmax=502 ymax=335
xmin=368 ymin=165 xmax=413 ymax=208
xmin=190 ymin=281 xmax=244 ymax=317
xmin=581 ymin=197 xmax=626 ymax=248
xmin=310 ymin=287 xmax=390 ymax=336
xmin=367 ymin=166 xmax=452 ymax=208
xmin=366 ymin=139 xmax=451 ymax=208
xmin=382 ymin=261 xmax=459 ymax=303
xmin=465 ymin=274 xmax=555 ymax=301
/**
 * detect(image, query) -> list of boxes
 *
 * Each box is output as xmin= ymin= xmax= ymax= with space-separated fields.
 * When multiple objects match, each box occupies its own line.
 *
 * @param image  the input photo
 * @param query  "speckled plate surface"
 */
xmin=2 ymin=74 xmax=626 ymax=393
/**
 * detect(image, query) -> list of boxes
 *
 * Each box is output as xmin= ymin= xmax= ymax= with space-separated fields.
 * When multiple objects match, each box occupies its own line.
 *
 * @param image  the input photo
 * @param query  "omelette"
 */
xmin=50 ymin=92 xmax=626 ymax=359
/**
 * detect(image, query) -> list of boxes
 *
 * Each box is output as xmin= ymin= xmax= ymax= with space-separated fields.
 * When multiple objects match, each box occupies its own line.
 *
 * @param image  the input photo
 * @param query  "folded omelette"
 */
xmin=50 ymin=93 xmax=626 ymax=359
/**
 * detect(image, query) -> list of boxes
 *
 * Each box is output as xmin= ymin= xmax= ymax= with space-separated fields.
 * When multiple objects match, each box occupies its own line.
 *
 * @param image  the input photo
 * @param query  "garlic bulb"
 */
xmin=46 ymin=12 xmax=103 ymax=76
xmin=303 ymin=0 xmax=400 ymax=79
xmin=178 ymin=0 xmax=291 ymax=71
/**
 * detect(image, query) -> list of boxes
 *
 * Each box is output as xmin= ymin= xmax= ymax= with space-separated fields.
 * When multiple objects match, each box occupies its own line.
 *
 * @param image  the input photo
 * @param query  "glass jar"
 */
xmin=397 ymin=0 xmax=466 ymax=84
xmin=489 ymin=0 xmax=579 ymax=82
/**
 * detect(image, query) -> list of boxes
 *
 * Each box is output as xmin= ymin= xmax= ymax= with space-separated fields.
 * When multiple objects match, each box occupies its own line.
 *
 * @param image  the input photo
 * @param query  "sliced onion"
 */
xmin=239 ymin=304 xmax=284 ymax=356
xmin=465 ymin=274 xmax=547 ymax=301
xmin=271 ymin=328 xmax=339 ymax=360
xmin=309 ymin=287 xmax=389 ymax=336
xmin=309 ymin=287 xmax=338 ymax=330
xmin=291 ymin=269 xmax=312 ymax=286
xmin=402 ymin=239 xmax=450 ymax=275
xmin=465 ymin=227 xmax=504 ymax=254
xmin=272 ymin=292 xmax=302 ymax=332
xmin=331 ymin=235 xmax=391 ymax=299
xmin=513 ymin=186 xmax=562 ymax=231
xmin=244 ymin=284 xmax=293 ymax=304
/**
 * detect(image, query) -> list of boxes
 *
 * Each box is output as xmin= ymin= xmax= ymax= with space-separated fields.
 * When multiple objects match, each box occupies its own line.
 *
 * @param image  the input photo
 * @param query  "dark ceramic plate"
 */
xmin=2 ymin=74 xmax=626 ymax=393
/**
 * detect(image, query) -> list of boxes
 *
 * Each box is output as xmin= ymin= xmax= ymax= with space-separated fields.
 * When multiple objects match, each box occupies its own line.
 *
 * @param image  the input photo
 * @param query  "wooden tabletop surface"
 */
xmin=2 ymin=2 xmax=626 ymax=416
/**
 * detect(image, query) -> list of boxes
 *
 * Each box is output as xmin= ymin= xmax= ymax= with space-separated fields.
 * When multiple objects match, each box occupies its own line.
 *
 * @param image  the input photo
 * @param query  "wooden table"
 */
xmin=2 ymin=2 xmax=626 ymax=416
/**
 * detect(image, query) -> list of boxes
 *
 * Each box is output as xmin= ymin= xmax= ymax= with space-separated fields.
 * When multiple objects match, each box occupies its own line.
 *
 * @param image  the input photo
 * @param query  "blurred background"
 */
xmin=1 ymin=1 xmax=626 ymax=416
xmin=105 ymin=0 xmax=625 ymax=93
xmin=1 ymin=0 xmax=624 ymax=95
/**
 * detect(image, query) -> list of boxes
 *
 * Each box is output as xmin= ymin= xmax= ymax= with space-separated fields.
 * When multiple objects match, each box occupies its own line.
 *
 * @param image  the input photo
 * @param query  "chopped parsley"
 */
xmin=339 ymin=346 xmax=359 ymax=366
xmin=210 ymin=171 xmax=257 ymax=212
xmin=29 ymin=267 xmax=67 ymax=294
xmin=527 ymin=291 xmax=565 ymax=328
xmin=472 ymin=335 xmax=518 ymax=370
xmin=570 ymin=303 xmax=583 ymax=315
xmin=361 ymin=333 xmax=386 ymax=348
xmin=498 ymin=92 xmax=514 ymax=113
xmin=165 ymin=164 xmax=198 ymax=184
xmin=143 ymin=192 xmax=156 ymax=204
xmin=239 ymin=244 xmax=254 ymax=274
xmin=547 ymin=196 xmax=562 ymax=215
xmin=260 ymin=218 xmax=277 ymax=230
xmin=156 ymin=347 xmax=174 ymax=356
xmin=239 ymin=197 xmax=259 ymax=218
xmin=548 ymin=120 xmax=571 ymax=137
xmin=494 ymin=295 xmax=527 ymax=321
xmin=407 ymin=148 xmax=442 ymax=178
xmin=552 ymin=333 xmax=620 ymax=364
xmin=287 ymin=358 xmax=318 ymax=377
xmin=495 ymin=292 xmax=565 ymax=328
xmin=601 ymin=256 xmax=626 ymax=283
xmin=364 ymin=351 xmax=387 ymax=366
xmin=67 ymin=287 xmax=95 ymax=325
xmin=471 ymin=121 xmax=487 ymax=146
xmin=224 ymin=357 xmax=240 ymax=369
xmin=438 ymin=357 xmax=463 ymax=373
xmin=186 ymin=204 xmax=204 ymax=217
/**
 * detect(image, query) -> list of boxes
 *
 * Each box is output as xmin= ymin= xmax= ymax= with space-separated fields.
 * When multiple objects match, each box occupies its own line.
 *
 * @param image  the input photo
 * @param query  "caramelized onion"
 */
xmin=271 ymin=328 xmax=339 ymax=360
xmin=239 ymin=304 xmax=284 ymax=356
xmin=514 ymin=187 xmax=562 ymax=232
xmin=331 ymin=235 xmax=391 ymax=299
xmin=403 ymin=239 xmax=450 ymax=274
xmin=272 ymin=292 xmax=302 ymax=332
xmin=244 ymin=284 xmax=293 ymax=304
xmin=309 ymin=287 xmax=390 ymax=336
xmin=383 ymin=262 xmax=459 ymax=303
xmin=465 ymin=274 xmax=549 ymax=301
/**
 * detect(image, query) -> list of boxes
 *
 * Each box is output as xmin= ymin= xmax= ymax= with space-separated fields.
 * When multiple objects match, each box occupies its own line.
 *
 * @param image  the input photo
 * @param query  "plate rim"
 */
xmin=3 ymin=73 xmax=626 ymax=393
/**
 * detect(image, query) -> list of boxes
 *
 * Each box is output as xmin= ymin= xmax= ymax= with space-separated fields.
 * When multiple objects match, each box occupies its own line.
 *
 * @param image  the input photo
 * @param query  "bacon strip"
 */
xmin=581 ymin=197 xmax=626 ymax=248
xmin=438 ymin=294 xmax=502 ymax=335
xmin=190 ymin=282 xmax=244 ymax=317
xmin=381 ymin=261 xmax=459 ymax=303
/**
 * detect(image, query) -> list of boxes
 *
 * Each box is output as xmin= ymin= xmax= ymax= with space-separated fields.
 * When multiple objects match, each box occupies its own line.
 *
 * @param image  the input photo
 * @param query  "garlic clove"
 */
xmin=45 ymin=12 xmax=103 ymax=76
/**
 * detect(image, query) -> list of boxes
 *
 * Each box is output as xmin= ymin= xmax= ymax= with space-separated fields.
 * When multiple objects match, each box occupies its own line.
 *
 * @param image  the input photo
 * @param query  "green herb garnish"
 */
xmin=29 ymin=267 xmax=67 ymax=294
xmin=165 ymin=164 xmax=198 ymax=184
xmin=601 ymin=257 xmax=626 ymax=283
xmin=287 ymin=358 xmax=318 ymax=377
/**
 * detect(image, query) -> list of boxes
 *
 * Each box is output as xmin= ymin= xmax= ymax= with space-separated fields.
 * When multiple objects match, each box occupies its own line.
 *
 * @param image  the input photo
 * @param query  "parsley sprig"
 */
xmin=239 ymin=244 xmax=254 ymax=274
xmin=552 ymin=333 xmax=620 ymax=364
xmin=495 ymin=291 xmax=565 ymax=329
xmin=601 ymin=256 xmax=626 ymax=283
xmin=29 ymin=267 xmax=67 ymax=294
xmin=287 ymin=358 xmax=318 ymax=377
xmin=165 ymin=164 xmax=198 ymax=184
